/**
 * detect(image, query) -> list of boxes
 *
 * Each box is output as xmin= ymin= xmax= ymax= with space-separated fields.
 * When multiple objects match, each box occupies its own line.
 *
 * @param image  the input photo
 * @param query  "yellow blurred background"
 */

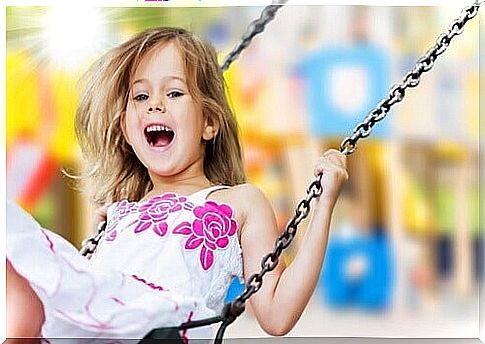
xmin=6 ymin=5 xmax=482 ymax=338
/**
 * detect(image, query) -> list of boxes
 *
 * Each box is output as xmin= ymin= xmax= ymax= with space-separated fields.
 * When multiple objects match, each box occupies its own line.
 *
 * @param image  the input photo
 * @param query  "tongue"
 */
xmin=153 ymin=132 xmax=172 ymax=147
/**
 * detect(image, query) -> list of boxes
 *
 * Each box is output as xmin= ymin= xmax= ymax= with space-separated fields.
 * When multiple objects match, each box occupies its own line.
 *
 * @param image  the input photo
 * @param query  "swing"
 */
xmin=79 ymin=1 xmax=482 ymax=342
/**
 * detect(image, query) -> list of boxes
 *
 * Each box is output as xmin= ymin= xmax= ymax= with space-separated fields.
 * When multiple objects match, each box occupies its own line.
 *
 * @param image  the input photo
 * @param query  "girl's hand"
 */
xmin=91 ymin=205 xmax=109 ymax=234
xmin=313 ymin=149 xmax=349 ymax=205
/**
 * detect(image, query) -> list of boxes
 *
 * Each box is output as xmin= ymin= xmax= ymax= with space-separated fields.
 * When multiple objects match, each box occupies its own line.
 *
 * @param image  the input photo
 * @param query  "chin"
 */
xmin=140 ymin=151 xmax=202 ymax=178
xmin=147 ymin=166 xmax=180 ymax=177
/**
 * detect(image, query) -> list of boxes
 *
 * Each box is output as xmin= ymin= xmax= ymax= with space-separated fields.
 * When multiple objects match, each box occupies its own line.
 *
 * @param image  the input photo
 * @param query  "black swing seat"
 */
xmin=139 ymin=302 xmax=244 ymax=344
xmin=140 ymin=327 xmax=184 ymax=343
xmin=139 ymin=327 xmax=183 ymax=344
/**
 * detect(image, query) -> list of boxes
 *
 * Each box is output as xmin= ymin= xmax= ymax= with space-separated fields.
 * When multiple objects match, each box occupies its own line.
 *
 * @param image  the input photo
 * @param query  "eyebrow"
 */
xmin=132 ymin=76 xmax=186 ymax=85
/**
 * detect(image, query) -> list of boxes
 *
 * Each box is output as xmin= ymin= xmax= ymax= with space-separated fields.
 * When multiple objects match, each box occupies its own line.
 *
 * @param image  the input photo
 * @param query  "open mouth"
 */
xmin=144 ymin=124 xmax=175 ymax=148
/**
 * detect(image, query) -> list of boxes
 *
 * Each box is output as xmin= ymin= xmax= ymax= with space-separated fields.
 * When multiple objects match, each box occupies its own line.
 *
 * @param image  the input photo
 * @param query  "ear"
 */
xmin=202 ymin=115 xmax=219 ymax=141
xmin=120 ymin=111 xmax=132 ymax=145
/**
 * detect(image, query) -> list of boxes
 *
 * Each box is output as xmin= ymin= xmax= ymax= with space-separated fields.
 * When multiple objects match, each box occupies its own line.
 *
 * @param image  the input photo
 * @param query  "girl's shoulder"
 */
xmin=209 ymin=183 xmax=268 ymax=206
xmin=208 ymin=183 xmax=273 ymax=230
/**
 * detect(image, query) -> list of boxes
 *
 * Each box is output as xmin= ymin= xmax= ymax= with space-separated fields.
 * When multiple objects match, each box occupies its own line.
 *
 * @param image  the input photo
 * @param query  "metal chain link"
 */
xmin=79 ymin=221 xmax=106 ymax=258
xmin=233 ymin=174 xmax=323 ymax=309
xmin=221 ymin=0 xmax=288 ymax=72
xmin=339 ymin=1 xmax=481 ymax=156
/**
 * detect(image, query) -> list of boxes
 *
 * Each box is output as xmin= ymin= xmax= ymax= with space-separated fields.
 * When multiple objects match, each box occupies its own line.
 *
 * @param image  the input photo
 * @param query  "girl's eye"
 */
xmin=134 ymin=94 xmax=149 ymax=102
xmin=167 ymin=91 xmax=183 ymax=99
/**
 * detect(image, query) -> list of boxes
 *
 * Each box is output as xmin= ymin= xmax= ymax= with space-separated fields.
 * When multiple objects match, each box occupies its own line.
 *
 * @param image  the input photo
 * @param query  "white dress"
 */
xmin=6 ymin=185 xmax=244 ymax=343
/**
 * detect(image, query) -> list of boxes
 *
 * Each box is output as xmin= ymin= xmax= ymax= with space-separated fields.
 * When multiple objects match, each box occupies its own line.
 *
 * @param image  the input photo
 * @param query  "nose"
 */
xmin=148 ymin=106 xmax=164 ymax=113
xmin=147 ymin=97 xmax=165 ymax=113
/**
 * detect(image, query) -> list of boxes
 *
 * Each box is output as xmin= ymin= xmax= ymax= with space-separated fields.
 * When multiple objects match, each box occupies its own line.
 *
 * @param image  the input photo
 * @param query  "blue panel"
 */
xmin=319 ymin=231 xmax=394 ymax=311
xmin=224 ymin=276 xmax=246 ymax=303
xmin=296 ymin=44 xmax=391 ymax=138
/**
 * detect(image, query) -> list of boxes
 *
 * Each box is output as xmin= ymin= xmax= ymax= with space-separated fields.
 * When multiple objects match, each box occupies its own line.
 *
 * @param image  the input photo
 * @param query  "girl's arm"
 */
xmin=6 ymin=260 xmax=45 ymax=340
xmin=239 ymin=149 xmax=348 ymax=336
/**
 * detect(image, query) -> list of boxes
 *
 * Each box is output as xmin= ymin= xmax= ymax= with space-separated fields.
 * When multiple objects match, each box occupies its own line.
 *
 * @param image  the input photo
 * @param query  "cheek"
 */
xmin=123 ymin=112 xmax=140 ymax=144
xmin=180 ymin=117 xmax=204 ymax=140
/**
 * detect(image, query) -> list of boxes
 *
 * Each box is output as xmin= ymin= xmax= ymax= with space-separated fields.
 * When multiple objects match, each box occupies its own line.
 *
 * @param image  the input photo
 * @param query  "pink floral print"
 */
xmin=134 ymin=193 xmax=188 ymax=237
xmin=105 ymin=230 xmax=117 ymax=241
xmin=105 ymin=200 xmax=136 ymax=242
xmin=173 ymin=201 xmax=238 ymax=270
xmin=180 ymin=311 xmax=194 ymax=344
xmin=131 ymin=274 xmax=166 ymax=291
xmin=103 ymin=192 xmax=238 ymax=272
xmin=40 ymin=229 xmax=55 ymax=253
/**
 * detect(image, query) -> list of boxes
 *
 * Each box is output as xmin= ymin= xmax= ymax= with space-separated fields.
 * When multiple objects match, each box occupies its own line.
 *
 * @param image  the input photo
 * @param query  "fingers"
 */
xmin=313 ymin=149 xmax=348 ymax=179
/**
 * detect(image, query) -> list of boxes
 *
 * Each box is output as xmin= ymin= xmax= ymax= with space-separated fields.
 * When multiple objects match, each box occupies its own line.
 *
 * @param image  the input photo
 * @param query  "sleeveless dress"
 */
xmin=6 ymin=185 xmax=244 ymax=343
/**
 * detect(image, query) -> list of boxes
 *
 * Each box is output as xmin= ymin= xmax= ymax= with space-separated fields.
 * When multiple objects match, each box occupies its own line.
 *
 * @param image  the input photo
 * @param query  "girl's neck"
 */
xmin=145 ymin=174 xmax=214 ymax=200
xmin=144 ymin=154 xmax=214 ymax=200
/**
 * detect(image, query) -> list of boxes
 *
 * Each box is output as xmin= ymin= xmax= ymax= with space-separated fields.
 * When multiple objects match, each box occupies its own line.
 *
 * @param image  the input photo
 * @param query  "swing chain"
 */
xmin=80 ymin=221 xmax=106 ymax=258
xmin=221 ymin=0 xmax=288 ymax=72
xmin=339 ymin=0 xmax=481 ymax=156
xmin=231 ymin=175 xmax=323 ymax=307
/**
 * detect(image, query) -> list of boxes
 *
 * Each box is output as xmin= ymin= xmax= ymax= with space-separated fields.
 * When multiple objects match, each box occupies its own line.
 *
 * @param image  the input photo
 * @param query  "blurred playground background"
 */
xmin=6 ymin=5 xmax=482 ymax=338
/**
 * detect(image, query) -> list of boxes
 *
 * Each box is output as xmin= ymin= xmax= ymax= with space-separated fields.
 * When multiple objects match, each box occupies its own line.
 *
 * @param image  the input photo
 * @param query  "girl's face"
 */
xmin=123 ymin=42 xmax=216 ymax=181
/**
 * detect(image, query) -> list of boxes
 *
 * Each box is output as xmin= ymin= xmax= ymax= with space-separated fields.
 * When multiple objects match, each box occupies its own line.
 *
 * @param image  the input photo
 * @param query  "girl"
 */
xmin=6 ymin=27 xmax=348 ymax=342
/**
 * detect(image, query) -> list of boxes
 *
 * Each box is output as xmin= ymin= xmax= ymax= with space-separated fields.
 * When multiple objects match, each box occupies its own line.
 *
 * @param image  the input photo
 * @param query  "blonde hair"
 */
xmin=75 ymin=27 xmax=246 ymax=206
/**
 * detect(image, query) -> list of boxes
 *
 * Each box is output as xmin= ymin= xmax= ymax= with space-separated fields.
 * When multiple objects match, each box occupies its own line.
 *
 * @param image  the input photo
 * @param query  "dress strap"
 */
xmin=190 ymin=185 xmax=230 ymax=202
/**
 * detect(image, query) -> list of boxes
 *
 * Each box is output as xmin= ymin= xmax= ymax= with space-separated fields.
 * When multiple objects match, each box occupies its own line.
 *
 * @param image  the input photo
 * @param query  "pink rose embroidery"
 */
xmin=134 ymin=193 xmax=187 ymax=237
xmin=105 ymin=230 xmax=117 ymax=241
xmin=117 ymin=200 xmax=135 ymax=217
xmin=173 ymin=200 xmax=238 ymax=270
xmin=105 ymin=200 xmax=136 ymax=242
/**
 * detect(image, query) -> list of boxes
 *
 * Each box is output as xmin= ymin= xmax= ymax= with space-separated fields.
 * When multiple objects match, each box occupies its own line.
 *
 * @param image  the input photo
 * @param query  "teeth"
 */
xmin=146 ymin=125 xmax=172 ymax=132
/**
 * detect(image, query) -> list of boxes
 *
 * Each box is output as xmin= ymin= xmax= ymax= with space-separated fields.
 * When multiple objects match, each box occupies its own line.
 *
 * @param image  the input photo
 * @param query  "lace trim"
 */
xmin=205 ymin=239 xmax=243 ymax=312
